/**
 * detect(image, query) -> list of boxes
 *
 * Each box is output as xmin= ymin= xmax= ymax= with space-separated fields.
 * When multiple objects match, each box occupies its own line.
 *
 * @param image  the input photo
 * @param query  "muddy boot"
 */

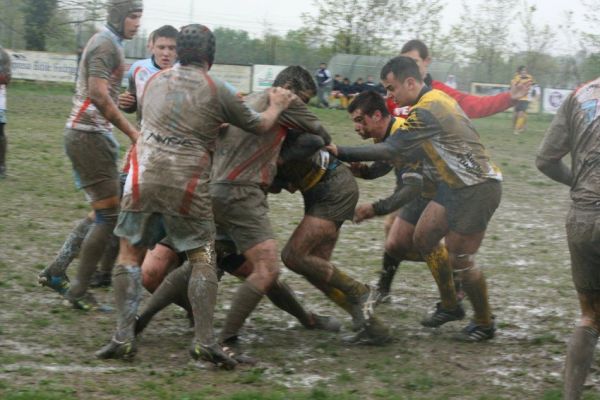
xmin=89 ymin=271 xmax=112 ymax=288
xmin=307 ymin=313 xmax=342 ymax=333
xmin=348 ymin=285 xmax=379 ymax=330
xmin=96 ymin=337 xmax=137 ymax=360
xmin=190 ymin=342 xmax=238 ymax=370
xmin=420 ymin=302 xmax=465 ymax=328
xmin=342 ymin=315 xmax=392 ymax=346
xmin=63 ymin=291 xmax=112 ymax=312
xmin=37 ymin=270 xmax=70 ymax=296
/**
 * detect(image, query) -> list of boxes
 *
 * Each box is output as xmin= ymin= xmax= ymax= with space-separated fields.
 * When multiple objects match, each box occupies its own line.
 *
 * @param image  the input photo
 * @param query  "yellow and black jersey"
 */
xmin=511 ymin=73 xmax=533 ymax=101
xmin=337 ymin=87 xmax=502 ymax=190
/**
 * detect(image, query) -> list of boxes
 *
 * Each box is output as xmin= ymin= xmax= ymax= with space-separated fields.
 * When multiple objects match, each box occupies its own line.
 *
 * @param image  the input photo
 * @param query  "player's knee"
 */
xmin=281 ymin=244 xmax=300 ymax=270
xmin=412 ymin=232 xmax=436 ymax=255
xmin=449 ymin=252 xmax=476 ymax=275
xmin=94 ymin=207 xmax=119 ymax=226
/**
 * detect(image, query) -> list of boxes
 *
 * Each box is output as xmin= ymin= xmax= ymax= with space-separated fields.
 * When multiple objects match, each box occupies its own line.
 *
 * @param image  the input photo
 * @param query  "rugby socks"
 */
xmin=328 ymin=267 xmax=368 ymax=299
xmin=187 ymin=247 xmax=219 ymax=345
xmin=136 ymin=263 xmax=192 ymax=335
xmin=220 ymin=281 xmax=263 ymax=343
xmin=564 ymin=326 xmax=598 ymax=400
xmin=113 ymin=264 xmax=143 ymax=342
xmin=67 ymin=208 xmax=118 ymax=299
xmin=309 ymin=278 xmax=354 ymax=315
xmin=460 ymin=266 xmax=492 ymax=326
xmin=98 ymin=234 xmax=119 ymax=274
xmin=46 ymin=217 xmax=93 ymax=276
xmin=423 ymin=246 xmax=457 ymax=311
xmin=266 ymin=280 xmax=312 ymax=328
xmin=377 ymin=252 xmax=400 ymax=295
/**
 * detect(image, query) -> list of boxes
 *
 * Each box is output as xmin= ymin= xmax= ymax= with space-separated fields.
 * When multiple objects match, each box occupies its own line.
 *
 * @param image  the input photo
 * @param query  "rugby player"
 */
xmin=328 ymin=56 xmax=502 ymax=341
xmin=38 ymin=0 xmax=143 ymax=311
xmin=95 ymin=24 xmax=295 ymax=367
xmin=536 ymin=78 xmax=600 ymax=399
xmin=511 ymin=65 xmax=535 ymax=134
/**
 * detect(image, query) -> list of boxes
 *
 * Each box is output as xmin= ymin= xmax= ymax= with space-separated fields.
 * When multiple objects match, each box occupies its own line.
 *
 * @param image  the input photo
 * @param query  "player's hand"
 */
xmin=510 ymin=79 xmax=532 ymax=101
xmin=118 ymin=91 xmax=136 ymax=110
xmin=325 ymin=143 xmax=338 ymax=156
xmin=129 ymin=129 xmax=140 ymax=144
xmin=354 ymin=203 xmax=375 ymax=223
xmin=268 ymin=87 xmax=296 ymax=111
xmin=349 ymin=162 xmax=366 ymax=177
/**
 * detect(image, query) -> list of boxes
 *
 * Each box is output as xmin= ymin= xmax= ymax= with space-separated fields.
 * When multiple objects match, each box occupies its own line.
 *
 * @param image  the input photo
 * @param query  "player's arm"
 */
xmin=353 ymin=161 xmax=393 ymax=179
xmin=119 ymin=64 xmax=137 ymax=113
xmin=89 ymin=77 xmax=139 ymax=143
xmin=535 ymin=96 xmax=573 ymax=186
xmin=279 ymin=131 xmax=325 ymax=164
xmin=278 ymin=98 xmax=331 ymax=144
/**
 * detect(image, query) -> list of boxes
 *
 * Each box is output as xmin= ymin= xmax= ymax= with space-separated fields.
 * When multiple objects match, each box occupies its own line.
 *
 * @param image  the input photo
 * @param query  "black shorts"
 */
xmin=399 ymin=195 xmax=430 ymax=226
xmin=566 ymin=207 xmax=600 ymax=292
xmin=302 ymin=164 xmax=358 ymax=223
xmin=514 ymin=100 xmax=529 ymax=112
xmin=433 ymin=180 xmax=502 ymax=234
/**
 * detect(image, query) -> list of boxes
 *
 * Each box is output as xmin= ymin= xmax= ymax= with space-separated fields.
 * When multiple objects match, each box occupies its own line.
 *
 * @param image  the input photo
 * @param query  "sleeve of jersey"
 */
xmin=433 ymin=81 xmax=513 ymax=119
xmin=536 ymin=95 xmax=573 ymax=162
xmin=280 ymin=132 xmax=325 ymax=163
xmin=87 ymin=42 xmax=119 ymax=80
xmin=337 ymin=108 xmax=440 ymax=162
xmin=278 ymin=99 xmax=331 ymax=144
xmin=218 ymin=81 xmax=262 ymax=133
xmin=372 ymin=182 xmax=421 ymax=216
xmin=361 ymin=161 xmax=393 ymax=179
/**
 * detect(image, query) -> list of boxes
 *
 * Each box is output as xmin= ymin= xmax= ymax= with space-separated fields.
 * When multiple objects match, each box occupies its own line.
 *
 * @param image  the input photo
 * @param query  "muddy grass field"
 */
xmin=0 ymin=82 xmax=597 ymax=400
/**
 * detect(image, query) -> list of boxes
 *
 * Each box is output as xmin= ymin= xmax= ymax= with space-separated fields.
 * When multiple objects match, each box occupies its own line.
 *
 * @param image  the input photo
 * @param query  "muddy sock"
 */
xmin=423 ymin=246 xmax=457 ymax=310
xmin=220 ymin=281 xmax=264 ymax=343
xmin=327 ymin=267 xmax=368 ymax=299
xmin=46 ymin=217 xmax=93 ymax=276
xmin=460 ymin=267 xmax=492 ymax=326
xmin=187 ymin=247 xmax=219 ymax=345
xmin=312 ymin=279 xmax=354 ymax=315
xmin=67 ymin=208 xmax=118 ymax=298
xmin=113 ymin=264 xmax=143 ymax=342
xmin=377 ymin=252 xmax=400 ymax=294
xmin=266 ymin=280 xmax=312 ymax=328
xmin=98 ymin=234 xmax=119 ymax=274
xmin=565 ymin=326 xmax=598 ymax=400
xmin=137 ymin=263 xmax=192 ymax=334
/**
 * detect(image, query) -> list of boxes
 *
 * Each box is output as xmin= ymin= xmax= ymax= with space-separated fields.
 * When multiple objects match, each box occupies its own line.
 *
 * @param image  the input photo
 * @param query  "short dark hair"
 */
xmin=400 ymin=39 xmax=429 ymax=60
xmin=517 ymin=65 xmax=526 ymax=73
xmin=272 ymin=65 xmax=317 ymax=97
xmin=347 ymin=90 xmax=390 ymax=117
xmin=380 ymin=56 xmax=422 ymax=83
xmin=151 ymin=25 xmax=178 ymax=42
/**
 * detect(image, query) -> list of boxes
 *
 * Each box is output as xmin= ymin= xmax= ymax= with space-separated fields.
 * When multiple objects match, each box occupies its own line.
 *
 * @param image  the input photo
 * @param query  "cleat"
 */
xmin=375 ymin=291 xmax=391 ymax=306
xmin=64 ymin=292 xmax=112 ymax=312
xmin=454 ymin=318 xmax=496 ymax=342
xmin=190 ymin=342 xmax=238 ymax=370
xmin=96 ymin=337 xmax=136 ymax=360
xmin=420 ymin=302 xmax=465 ymax=328
xmin=342 ymin=316 xmax=392 ymax=346
xmin=309 ymin=313 xmax=342 ymax=333
xmin=38 ymin=271 xmax=70 ymax=295
xmin=349 ymin=285 xmax=378 ymax=331
xmin=89 ymin=271 xmax=112 ymax=288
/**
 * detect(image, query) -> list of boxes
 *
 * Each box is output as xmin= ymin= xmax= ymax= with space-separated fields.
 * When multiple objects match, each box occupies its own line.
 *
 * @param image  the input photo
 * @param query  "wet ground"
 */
xmin=0 ymin=82 xmax=597 ymax=399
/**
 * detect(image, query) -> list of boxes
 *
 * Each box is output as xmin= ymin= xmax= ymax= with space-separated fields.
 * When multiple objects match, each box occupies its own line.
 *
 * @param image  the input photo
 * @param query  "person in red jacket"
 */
xmin=368 ymin=40 xmax=530 ymax=322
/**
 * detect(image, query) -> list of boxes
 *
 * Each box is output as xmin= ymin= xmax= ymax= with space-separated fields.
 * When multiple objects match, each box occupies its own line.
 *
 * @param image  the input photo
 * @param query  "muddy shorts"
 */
xmin=210 ymin=183 xmax=273 ymax=254
xmin=514 ymin=100 xmax=529 ymax=112
xmin=64 ymin=128 xmax=120 ymax=202
xmin=302 ymin=164 xmax=359 ymax=223
xmin=433 ymin=180 xmax=502 ymax=234
xmin=399 ymin=195 xmax=430 ymax=226
xmin=114 ymin=211 xmax=214 ymax=252
xmin=566 ymin=207 xmax=600 ymax=292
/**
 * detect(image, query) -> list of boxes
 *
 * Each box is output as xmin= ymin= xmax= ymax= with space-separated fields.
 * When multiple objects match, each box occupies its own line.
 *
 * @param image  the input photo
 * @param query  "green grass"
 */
xmin=0 ymin=81 xmax=589 ymax=399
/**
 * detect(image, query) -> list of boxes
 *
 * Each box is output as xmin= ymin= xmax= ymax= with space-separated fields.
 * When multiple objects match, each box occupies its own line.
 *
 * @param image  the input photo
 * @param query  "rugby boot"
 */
xmin=95 ymin=337 xmax=137 ymax=360
xmin=342 ymin=315 xmax=392 ymax=346
xmin=220 ymin=338 xmax=257 ymax=365
xmin=37 ymin=271 xmax=70 ymax=296
xmin=348 ymin=285 xmax=378 ymax=331
xmin=190 ymin=342 xmax=238 ymax=370
xmin=89 ymin=271 xmax=112 ymax=288
xmin=454 ymin=317 xmax=496 ymax=342
xmin=309 ymin=313 xmax=342 ymax=333
xmin=64 ymin=291 xmax=112 ymax=312
xmin=420 ymin=301 xmax=465 ymax=328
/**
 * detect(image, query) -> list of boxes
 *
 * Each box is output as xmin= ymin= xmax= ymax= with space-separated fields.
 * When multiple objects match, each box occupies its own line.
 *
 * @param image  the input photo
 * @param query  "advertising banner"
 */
xmin=542 ymin=88 xmax=573 ymax=114
xmin=252 ymin=64 xmax=288 ymax=92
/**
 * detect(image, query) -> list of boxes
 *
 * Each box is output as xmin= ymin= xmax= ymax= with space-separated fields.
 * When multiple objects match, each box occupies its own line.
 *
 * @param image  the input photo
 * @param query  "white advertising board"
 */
xmin=210 ymin=64 xmax=252 ymax=93
xmin=252 ymin=64 xmax=288 ymax=92
xmin=542 ymin=88 xmax=573 ymax=114
xmin=7 ymin=49 xmax=78 ymax=83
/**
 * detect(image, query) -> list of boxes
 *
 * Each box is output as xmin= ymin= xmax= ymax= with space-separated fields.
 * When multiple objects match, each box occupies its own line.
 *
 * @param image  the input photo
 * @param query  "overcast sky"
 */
xmin=139 ymin=0 xmax=588 ymax=54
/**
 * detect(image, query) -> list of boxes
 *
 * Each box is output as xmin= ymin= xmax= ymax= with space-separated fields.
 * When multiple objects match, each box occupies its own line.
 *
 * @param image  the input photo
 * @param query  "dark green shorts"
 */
xmin=302 ymin=164 xmax=359 ymax=223
xmin=566 ymin=207 xmax=600 ymax=292
xmin=399 ymin=195 xmax=430 ymax=226
xmin=433 ymin=180 xmax=502 ymax=234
